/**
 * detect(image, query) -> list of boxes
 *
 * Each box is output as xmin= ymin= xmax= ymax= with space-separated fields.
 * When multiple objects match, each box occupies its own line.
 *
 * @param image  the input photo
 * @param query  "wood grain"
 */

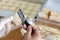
xmin=35 ymin=17 xmax=60 ymax=30
xmin=0 ymin=28 xmax=22 ymax=40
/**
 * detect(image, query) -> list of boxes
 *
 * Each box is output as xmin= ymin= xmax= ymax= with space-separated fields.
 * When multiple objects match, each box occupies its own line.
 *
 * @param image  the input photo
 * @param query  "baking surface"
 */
xmin=0 ymin=28 xmax=22 ymax=40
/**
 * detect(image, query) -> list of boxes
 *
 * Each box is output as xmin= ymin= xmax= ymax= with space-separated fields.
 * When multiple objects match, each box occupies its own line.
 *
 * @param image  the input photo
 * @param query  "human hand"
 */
xmin=22 ymin=25 xmax=43 ymax=40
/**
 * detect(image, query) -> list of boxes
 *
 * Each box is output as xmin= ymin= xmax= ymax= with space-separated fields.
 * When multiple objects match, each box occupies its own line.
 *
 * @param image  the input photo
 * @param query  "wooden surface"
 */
xmin=35 ymin=17 xmax=60 ymax=30
xmin=0 ymin=28 xmax=22 ymax=40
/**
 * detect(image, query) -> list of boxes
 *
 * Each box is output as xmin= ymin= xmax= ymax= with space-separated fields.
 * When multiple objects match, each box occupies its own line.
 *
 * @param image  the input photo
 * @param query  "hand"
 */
xmin=22 ymin=25 xmax=43 ymax=40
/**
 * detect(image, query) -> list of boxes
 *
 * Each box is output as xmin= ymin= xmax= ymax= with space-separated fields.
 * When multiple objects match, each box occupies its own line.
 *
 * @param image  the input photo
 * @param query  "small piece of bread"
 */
xmin=38 ymin=12 xmax=48 ymax=19
xmin=42 ymin=8 xmax=50 ymax=14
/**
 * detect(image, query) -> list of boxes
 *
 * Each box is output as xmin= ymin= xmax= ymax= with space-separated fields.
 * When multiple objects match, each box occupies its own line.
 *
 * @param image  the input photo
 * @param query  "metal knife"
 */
xmin=18 ymin=9 xmax=34 ymax=33
xmin=18 ymin=9 xmax=29 ymax=27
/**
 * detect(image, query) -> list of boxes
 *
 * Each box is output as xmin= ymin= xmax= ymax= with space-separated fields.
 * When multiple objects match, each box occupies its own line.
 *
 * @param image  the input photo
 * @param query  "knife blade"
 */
xmin=18 ymin=9 xmax=29 ymax=27
xmin=18 ymin=9 xmax=35 ymax=33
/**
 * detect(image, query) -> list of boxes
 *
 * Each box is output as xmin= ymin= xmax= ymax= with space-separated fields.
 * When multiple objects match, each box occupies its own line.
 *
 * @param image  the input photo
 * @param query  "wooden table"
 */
xmin=0 ymin=28 xmax=22 ymax=40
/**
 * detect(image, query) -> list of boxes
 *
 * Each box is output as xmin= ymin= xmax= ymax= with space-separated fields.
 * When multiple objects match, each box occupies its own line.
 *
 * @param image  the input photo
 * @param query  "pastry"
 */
xmin=38 ymin=12 xmax=48 ymax=19
xmin=42 ymin=8 xmax=50 ymax=14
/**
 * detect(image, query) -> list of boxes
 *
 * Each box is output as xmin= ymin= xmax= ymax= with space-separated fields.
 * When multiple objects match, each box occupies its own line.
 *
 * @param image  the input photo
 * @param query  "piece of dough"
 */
xmin=38 ymin=12 xmax=48 ymax=19
xmin=42 ymin=8 xmax=50 ymax=14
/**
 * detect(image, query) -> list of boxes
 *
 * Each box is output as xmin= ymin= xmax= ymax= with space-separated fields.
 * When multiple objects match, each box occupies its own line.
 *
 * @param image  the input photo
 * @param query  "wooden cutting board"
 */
xmin=0 ymin=28 xmax=22 ymax=40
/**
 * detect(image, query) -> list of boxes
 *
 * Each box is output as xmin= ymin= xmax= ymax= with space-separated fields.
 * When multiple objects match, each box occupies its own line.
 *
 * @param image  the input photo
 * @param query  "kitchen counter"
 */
xmin=0 ymin=28 xmax=22 ymax=40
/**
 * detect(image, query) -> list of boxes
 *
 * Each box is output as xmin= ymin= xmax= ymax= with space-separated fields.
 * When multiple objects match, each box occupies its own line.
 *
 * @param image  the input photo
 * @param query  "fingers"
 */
xmin=22 ymin=24 xmax=40 ymax=36
xmin=27 ymin=26 xmax=32 ymax=35
xmin=32 ymin=25 xmax=40 ymax=35
xmin=23 ymin=24 xmax=27 ymax=30
xmin=23 ymin=24 xmax=40 ymax=34
xmin=22 ymin=24 xmax=32 ymax=35
xmin=23 ymin=25 xmax=32 ymax=37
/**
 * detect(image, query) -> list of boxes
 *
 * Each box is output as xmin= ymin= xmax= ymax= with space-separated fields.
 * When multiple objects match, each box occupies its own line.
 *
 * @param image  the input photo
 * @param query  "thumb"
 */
xmin=27 ymin=26 xmax=32 ymax=35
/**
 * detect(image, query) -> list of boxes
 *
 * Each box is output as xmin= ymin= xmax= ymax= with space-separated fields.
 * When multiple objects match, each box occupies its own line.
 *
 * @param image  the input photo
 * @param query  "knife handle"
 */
xmin=24 ymin=20 xmax=34 ymax=33
xmin=24 ymin=20 xmax=30 ymax=27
